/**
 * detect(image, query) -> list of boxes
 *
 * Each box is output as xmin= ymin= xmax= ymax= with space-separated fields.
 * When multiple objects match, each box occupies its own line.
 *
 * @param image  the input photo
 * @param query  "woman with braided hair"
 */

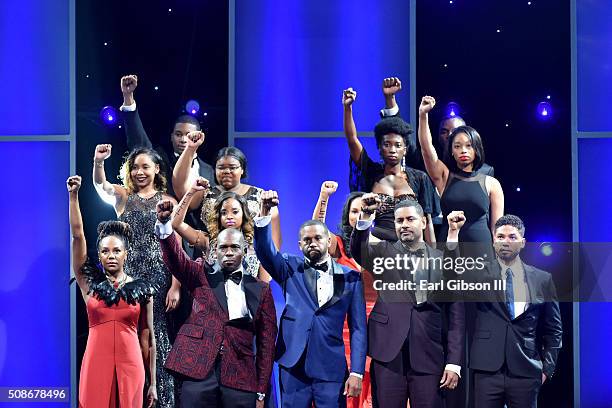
xmin=68 ymin=175 xmax=157 ymax=407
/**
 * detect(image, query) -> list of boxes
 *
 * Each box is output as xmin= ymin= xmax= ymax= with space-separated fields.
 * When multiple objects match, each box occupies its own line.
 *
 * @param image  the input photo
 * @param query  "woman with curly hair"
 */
xmin=92 ymin=144 xmax=179 ymax=407
xmin=171 ymin=177 xmax=263 ymax=278
xmin=68 ymin=175 xmax=157 ymax=407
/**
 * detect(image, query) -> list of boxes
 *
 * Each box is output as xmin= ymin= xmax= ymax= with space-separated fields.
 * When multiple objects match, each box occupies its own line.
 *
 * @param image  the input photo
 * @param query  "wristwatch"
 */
xmin=257 ymin=393 xmax=266 ymax=401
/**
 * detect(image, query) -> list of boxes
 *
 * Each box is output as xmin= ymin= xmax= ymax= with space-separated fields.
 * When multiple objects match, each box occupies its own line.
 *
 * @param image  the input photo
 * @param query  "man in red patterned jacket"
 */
xmin=155 ymin=200 xmax=277 ymax=407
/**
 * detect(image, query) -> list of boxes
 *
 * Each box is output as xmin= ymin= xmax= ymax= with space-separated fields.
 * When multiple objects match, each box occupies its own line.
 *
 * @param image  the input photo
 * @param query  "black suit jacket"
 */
xmin=122 ymin=108 xmax=215 ymax=198
xmin=351 ymin=226 xmax=465 ymax=374
xmin=454 ymin=260 xmax=562 ymax=378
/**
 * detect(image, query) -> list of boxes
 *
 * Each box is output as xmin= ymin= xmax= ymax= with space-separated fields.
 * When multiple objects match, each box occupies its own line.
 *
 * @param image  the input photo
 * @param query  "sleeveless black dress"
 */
xmin=440 ymin=170 xmax=494 ymax=259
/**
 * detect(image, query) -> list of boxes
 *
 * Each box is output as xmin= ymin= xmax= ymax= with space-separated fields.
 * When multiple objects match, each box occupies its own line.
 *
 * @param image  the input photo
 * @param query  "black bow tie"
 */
xmin=224 ymin=270 xmax=243 ymax=285
xmin=408 ymin=248 xmax=426 ymax=257
xmin=307 ymin=261 xmax=329 ymax=272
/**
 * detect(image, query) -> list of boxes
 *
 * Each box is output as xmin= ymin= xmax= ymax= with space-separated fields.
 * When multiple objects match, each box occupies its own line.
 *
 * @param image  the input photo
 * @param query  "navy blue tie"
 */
xmin=505 ymin=268 xmax=515 ymax=319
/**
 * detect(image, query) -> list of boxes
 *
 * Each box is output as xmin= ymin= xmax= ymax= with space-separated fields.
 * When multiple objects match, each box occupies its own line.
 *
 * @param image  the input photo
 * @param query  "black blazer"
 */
xmin=122 ymin=108 xmax=215 ymax=198
xmin=455 ymin=260 xmax=562 ymax=379
xmin=351 ymin=227 xmax=465 ymax=374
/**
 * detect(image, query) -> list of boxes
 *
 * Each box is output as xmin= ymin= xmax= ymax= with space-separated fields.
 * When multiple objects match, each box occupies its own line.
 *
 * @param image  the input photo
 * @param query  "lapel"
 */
xmin=522 ymin=262 xmax=538 ymax=310
xmin=206 ymin=264 xmax=229 ymax=314
xmin=242 ymin=275 xmax=262 ymax=319
xmin=319 ymin=260 xmax=346 ymax=311
xmin=489 ymin=261 xmax=512 ymax=319
xmin=301 ymin=264 xmax=320 ymax=307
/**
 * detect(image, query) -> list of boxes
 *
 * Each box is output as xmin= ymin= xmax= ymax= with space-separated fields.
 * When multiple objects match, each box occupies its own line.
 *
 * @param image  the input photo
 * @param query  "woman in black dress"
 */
xmin=417 ymin=95 xmax=504 ymax=258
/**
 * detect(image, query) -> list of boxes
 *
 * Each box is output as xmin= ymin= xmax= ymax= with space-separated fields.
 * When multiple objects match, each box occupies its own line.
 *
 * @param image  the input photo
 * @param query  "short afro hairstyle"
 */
xmin=394 ymin=199 xmax=424 ymax=217
xmin=494 ymin=214 xmax=525 ymax=237
xmin=173 ymin=114 xmax=201 ymax=131
xmin=374 ymin=116 xmax=414 ymax=149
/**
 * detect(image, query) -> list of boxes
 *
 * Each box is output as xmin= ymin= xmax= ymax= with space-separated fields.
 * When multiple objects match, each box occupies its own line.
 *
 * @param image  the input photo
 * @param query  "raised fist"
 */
xmin=186 ymin=131 xmax=205 ymax=149
xmin=447 ymin=211 xmax=466 ymax=231
xmin=156 ymin=200 xmax=175 ymax=223
xmin=361 ymin=193 xmax=381 ymax=213
xmin=190 ymin=177 xmax=210 ymax=192
xmin=382 ymin=77 xmax=402 ymax=96
xmin=342 ymin=88 xmax=357 ymax=107
xmin=121 ymin=75 xmax=138 ymax=95
xmin=66 ymin=175 xmax=82 ymax=193
xmin=94 ymin=144 xmax=112 ymax=162
xmin=260 ymin=190 xmax=279 ymax=217
xmin=320 ymin=181 xmax=338 ymax=197
xmin=419 ymin=95 xmax=436 ymax=115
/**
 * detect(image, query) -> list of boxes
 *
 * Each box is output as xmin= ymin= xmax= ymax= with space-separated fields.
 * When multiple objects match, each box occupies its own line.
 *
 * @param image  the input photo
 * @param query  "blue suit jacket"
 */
xmin=254 ymin=222 xmax=367 ymax=382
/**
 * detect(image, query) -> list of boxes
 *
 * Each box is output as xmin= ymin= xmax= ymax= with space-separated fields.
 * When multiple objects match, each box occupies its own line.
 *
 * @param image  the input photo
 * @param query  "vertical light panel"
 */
xmin=576 ymin=138 xmax=612 ymax=408
xmin=576 ymin=0 xmax=612 ymax=132
xmin=236 ymin=137 xmax=381 ymax=254
xmin=0 ymin=142 xmax=71 ymax=401
xmin=233 ymin=0 xmax=412 ymax=133
xmin=0 ymin=0 xmax=70 ymax=136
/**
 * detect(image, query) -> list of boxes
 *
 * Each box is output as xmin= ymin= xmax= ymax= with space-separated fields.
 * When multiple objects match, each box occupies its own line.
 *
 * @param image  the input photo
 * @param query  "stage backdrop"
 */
xmin=575 ymin=0 xmax=612 ymax=406
xmin=0 ymin=0 xmax=74 ymax=406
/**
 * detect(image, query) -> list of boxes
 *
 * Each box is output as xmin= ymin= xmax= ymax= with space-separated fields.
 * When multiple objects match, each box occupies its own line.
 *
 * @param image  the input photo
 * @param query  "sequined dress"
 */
xmin=120 ymin=192 xmax=175 ymax=407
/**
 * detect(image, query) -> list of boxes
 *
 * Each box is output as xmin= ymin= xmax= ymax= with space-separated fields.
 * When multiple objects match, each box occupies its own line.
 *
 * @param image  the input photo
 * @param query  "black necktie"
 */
xmin=224 ymin=270 xmax=243 ymax=285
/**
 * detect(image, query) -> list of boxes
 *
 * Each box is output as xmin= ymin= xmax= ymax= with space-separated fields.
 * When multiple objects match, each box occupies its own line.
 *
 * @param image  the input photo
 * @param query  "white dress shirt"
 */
xmin=499 ymin=257 xmax=529 ymax=319
xmin=155 ymin=220 xmax=249 ymax=320
xmin=222 ymin=265 xmax=250 ymax=320
xmin=354 ymin=217 xmax=461 ymax=377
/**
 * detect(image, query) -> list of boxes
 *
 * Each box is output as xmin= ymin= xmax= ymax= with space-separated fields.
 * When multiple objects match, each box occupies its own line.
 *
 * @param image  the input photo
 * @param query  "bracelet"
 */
xmin=93 ymin=160 xmax=104 ymax=168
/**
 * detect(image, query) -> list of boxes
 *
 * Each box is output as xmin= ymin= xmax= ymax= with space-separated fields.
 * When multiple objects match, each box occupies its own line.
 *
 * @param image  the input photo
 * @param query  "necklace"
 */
xmin=106 ymin=272 xmax=127 ymax=289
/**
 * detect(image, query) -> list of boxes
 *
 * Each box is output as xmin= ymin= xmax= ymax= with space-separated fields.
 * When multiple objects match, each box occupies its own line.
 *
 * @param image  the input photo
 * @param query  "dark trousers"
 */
xmin=279 ymin=353 xmax=346 ymax=408
xmin=370 ymin=339 xmax=444 ymax=408
xmin=179 ymin=360 xmax=257 ymax=408
xmin=473 ymin=368 xmax=541 ymax=408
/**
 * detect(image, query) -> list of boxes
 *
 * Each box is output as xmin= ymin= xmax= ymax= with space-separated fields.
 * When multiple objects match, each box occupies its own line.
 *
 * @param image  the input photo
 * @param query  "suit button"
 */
xmin=219 ymin=344 xmax=225 ymax=354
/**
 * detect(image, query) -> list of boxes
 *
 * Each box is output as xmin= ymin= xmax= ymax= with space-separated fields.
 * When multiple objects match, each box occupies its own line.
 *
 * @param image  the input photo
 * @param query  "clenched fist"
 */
xmin=447 ymin=211 xmax=466 ymax=231
xmin=190 ymin=177 xmax=210 ymax=193
xmin=320 ymin=181 xmax=338 ymax=197
xmin=67 ymin=175 xmax=82 ymax=193
xmin=260 ymin=190 xmax=279 ymax=217
xmin=382 ymin=77 xmax=402 ymax=96
xmin=186 ymin=131 xmax=205 ymax=150
xmin=94 ymin=144 xmax=112 ymax=162
xmin=121 ymin=75 xmax=138 ymax=95
xmin=360 ymin=193 xmax=381 ymax=214
xmin=156 ymin=200 xmax=175 ymax=223
xmin=419 ymin=95 xmax=436 ymax=116
xmin=342 ymin=88 xmax=357 ymax=107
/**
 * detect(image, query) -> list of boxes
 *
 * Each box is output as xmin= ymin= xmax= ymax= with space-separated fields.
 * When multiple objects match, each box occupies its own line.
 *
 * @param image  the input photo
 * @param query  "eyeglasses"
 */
xmin=216 ymin=165 xmax=241 ymax=173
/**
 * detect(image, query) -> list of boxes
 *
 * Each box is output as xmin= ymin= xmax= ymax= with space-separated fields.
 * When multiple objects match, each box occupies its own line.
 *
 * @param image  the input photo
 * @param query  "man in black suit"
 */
xmin=119 ymin=74 xmax=215 ymax=197
xmin=455 ymin=214 xmax=562 ymax=408
xmin=379 ymin=77 xmax=494 ymax=177
xmin=351 ymin=194 xmax=466 ymax=408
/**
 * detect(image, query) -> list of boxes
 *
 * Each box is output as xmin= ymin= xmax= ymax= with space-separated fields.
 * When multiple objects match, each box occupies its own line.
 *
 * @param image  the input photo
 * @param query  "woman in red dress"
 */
xmin=68 ymin=175 xmax=157 ymax=407
xmin=313 ymin=181 xmax=375 ymax=408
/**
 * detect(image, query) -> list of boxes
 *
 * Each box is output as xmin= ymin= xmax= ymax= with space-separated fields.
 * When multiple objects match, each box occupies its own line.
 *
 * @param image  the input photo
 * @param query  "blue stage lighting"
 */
xmin=186 ymin=100 xmax=200 ymax=115
xmin=99 ymin=106 xmax=119 ymax=126
xmin=537 ymin=101 xmax=552 ymax=119
xmin=446 ymin=101 xmax=461 ymax=118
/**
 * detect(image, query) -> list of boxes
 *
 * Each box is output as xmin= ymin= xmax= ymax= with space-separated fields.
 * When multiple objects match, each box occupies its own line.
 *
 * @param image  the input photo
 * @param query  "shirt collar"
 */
xmin=498 ymin=256 xmax=523 ymax=277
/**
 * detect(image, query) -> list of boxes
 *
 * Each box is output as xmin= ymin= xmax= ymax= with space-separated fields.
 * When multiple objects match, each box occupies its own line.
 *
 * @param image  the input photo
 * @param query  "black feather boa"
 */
xmin=81 ymin=260 xmax=158 ymax=307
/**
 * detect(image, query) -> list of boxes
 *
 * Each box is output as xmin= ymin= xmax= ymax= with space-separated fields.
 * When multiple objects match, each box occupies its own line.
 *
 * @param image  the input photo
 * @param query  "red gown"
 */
xmin=79 ymin=296 xmax=145 ymax=408
xmin=336 ymin=236 xmax=377 ymax=408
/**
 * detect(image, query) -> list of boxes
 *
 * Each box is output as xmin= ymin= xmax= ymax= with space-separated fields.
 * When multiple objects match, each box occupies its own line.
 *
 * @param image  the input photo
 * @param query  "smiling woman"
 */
xmin=91 ymin=145 xmax=180 ymax=407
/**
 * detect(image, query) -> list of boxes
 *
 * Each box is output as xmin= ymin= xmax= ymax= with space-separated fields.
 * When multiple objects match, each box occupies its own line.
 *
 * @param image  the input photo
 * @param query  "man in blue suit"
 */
xmin=253 ymin=190 xmax=367 ymax=408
